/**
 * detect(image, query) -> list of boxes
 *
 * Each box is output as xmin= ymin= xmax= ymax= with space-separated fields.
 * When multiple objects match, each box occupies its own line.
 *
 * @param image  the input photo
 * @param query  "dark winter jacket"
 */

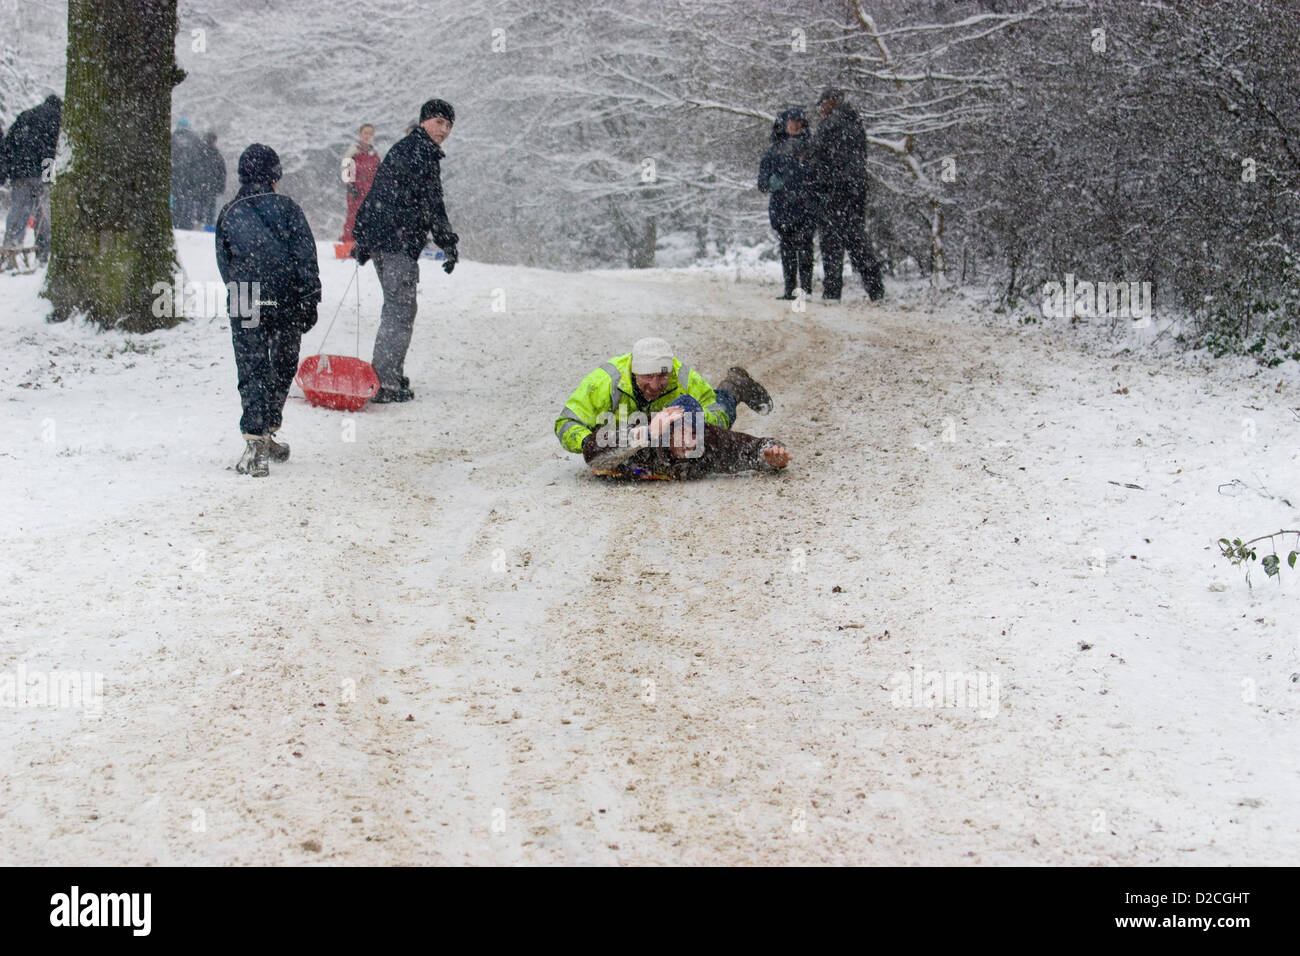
xmin=758 ymin=109 xmax=816 ymax=231
xmin=215 ymin=183 xmax=321 ymax=321
xmin=352 ymin=125 xmax=456 ymax=262
xmin=1 ymin=95 xmax=61 ymax=181
xmin=809 ymin=100 xmax=868 ymax=195
xmin=196 ymin=141 xmax=227 ymax=198
xmin=171 ymin=127 xmax=205 ymax=196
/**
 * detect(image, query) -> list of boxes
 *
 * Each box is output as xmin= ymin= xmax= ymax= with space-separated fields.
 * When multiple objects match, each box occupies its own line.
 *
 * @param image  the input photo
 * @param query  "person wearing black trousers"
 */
xmin=758 ymin=107 xmax=816 ymax=300
xmin=809 ymin=88 xmax=884 ymax=302
xmin=215 ymin=144 xmax=320 ymax=476
xmin=351 ymin=98 xmax=459 ymax=403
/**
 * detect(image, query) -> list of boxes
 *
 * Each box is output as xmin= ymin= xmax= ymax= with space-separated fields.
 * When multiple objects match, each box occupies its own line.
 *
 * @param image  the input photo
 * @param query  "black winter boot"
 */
xmin=719 ymin=367 xmax=773 ymax=416
xmin=371 ymin=385 xmax=414 ymax=404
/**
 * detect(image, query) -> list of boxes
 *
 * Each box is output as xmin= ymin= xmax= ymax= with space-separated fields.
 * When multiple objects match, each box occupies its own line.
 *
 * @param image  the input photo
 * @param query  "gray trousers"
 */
xmin=3 ymin=178 xmax=51 ymax=259
xmin=371 ymin=250 xmax=420 ymax=388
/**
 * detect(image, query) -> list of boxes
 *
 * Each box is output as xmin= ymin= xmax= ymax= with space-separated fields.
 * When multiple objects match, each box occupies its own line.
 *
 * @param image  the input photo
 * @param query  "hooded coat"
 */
xmin=1 ymin=95 xmax=61 ymax=180
xmin=757 ymin=108 xmax=816 ymax=231
xmin=809 ymin=99 xmax=868 ymax=192
xmin=171 ymin=126 xmax=206 ymax=197
xmin=215 ymin=146 xmax=320 ymax=322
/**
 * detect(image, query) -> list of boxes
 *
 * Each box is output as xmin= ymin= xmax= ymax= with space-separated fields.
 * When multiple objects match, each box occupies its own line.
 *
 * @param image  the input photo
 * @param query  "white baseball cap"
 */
xmin=630 ymin=337 xmax=673 ymax=375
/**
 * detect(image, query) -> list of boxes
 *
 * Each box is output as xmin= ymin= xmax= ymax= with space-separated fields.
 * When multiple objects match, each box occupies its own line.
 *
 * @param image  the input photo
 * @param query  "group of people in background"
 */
xmin=0 ymin=94 xmax=62 ymax=268
xmin=170 ymin=117 xmax=226 ymax=230
xmin=216 ymin=98 xmax=459 ymax=476
xmin=2 ymin=86 xmax=860 ymax=482
xmin=758 ymin=87 xmax=884 ymax=303
xmin=169 ymin=117 xmax=383 ymax=239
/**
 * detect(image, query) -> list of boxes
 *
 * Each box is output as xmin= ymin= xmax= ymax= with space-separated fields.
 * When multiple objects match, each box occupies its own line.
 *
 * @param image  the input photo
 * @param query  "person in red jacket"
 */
xmin=339 ymin=123 xmax=380 ymax=243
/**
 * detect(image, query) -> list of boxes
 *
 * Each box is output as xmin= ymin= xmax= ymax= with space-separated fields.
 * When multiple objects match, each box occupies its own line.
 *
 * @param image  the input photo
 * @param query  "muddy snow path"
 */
xmin=0 ymin=249 xmax=1296 ymax=864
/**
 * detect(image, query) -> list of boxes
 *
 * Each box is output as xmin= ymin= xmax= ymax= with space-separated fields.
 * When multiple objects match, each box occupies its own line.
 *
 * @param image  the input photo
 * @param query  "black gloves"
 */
xmin=295 ymin=304 xmax=319 ymax=334
xmin=442 ymin=245 xmax=458 ymax=274
xmin=351 ymin=245 xmax=370 ymax=266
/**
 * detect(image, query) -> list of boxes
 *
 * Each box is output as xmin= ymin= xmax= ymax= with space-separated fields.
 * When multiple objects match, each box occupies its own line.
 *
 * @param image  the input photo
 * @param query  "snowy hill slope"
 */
xmin=0 ymin=237 xmax=1296 ymax=864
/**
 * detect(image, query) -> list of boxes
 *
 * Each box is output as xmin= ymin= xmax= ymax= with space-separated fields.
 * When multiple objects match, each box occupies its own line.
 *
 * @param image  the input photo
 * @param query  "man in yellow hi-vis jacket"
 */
xmin=555 ymin=337 xmax=790 ymax=478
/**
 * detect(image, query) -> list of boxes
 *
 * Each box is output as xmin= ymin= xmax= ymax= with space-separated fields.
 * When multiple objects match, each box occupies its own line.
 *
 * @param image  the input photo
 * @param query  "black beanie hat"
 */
xmin=419 ymin=98 xmax=455 ymax=124
xmin=238 ymin=143 xmax=281 ymax=185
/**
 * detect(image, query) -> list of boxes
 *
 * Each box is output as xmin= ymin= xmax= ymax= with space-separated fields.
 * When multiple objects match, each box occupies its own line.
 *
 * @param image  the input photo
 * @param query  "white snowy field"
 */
xmin=0 ymin=230 xmax=1297 ymax=865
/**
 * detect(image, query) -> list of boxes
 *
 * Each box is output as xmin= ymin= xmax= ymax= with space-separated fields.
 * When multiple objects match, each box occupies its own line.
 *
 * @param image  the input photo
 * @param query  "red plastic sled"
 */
xmin=295 ymin=354 xmax=379 ymax=411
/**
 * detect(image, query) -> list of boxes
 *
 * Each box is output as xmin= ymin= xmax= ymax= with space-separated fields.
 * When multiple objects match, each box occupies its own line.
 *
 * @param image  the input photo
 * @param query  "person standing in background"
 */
xmin=1 ymin=94 xmax=61 ymax=265
xmin=809 ymin=88 xmax=884 ymax=303
xmin=758 ymin=107 xmax=816 ymax=300
xmin=197 ymin=131 xmax=227 ymax=229
xmin=340 ymin=123 xmax=380 ymax=245
xmin=171 ymin=117 xmax=205 ymax=229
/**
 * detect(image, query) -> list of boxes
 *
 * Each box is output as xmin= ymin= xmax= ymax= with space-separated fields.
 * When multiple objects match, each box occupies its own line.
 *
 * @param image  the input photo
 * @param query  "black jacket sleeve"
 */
xmin=214 ymin=213 xmax=231 ymax=285
xmin=758 ymin=149 xmax=773 ymax=193
xmin=424 ymin=163 xmax=457 ymax=252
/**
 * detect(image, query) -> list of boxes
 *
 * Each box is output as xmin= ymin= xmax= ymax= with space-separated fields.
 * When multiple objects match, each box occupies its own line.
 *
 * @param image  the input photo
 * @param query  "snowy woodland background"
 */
xmin=3 ymin=0 xmax=1299 ymax=358
xmin=2 ymin=0 xmax=1299 ymax=867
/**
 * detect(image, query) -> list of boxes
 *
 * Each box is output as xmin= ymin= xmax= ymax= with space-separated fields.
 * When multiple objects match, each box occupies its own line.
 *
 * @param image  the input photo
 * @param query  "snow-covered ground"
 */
xmin=0 ymin=230 xmax=1297 ymax=864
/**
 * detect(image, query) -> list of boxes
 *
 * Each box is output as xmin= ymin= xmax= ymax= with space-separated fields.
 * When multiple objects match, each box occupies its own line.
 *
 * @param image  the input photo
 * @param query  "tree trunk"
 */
xmin=630 ymin=217 xmax=656 ymax=269
xmin=608 ymin=199 xmax=657 ymax=269
xmin=44 ymin=0 xmax=184 ymax=331
xmin=929 ymin=199 xmax=945 ymax=290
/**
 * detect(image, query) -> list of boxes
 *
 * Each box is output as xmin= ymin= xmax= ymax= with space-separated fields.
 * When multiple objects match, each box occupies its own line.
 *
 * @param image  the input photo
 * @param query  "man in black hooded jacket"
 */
xmin=809 ymin=88 xmax=884 ymax=302
xmin=215 ymin=143 xmax=320 ymax=477
xmin=352 ymin=97 xmax=459 ymax=403
xmin=1 ymin=94 xmax=61 ymax=265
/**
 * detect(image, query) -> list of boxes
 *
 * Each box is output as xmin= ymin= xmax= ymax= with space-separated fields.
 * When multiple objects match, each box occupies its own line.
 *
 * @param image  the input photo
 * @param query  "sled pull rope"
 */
xmin=313 ymin=259 xmax=360 ymax=357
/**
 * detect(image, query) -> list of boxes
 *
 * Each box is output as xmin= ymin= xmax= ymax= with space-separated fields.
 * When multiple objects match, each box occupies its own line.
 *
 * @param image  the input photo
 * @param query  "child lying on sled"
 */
xmin=583 ymin=395 xmax=791 ymax=480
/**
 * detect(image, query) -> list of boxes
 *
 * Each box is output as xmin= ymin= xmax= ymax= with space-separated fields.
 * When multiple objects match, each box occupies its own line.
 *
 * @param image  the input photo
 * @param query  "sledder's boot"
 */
xmin=266 ymin=430 xmax=290 ymax=463
xmin=371 ymin=384 xmax=414 ymax=403
xmin=235 ymin=434 xmax=270 ymax=477
xmin=719 ymin=366 xmax=773 ymax=416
